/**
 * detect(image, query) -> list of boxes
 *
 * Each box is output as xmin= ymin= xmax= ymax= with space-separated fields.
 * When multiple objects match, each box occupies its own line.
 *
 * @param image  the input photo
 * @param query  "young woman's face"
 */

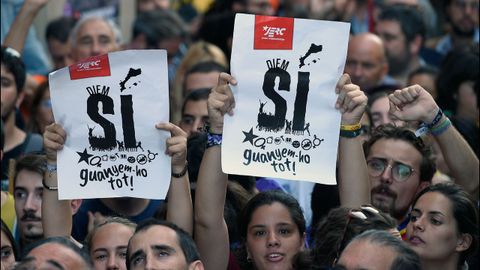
xmin=246 ymin=202 xmax=304 ymax=270
xmin=406 ymin=192 xmax=469 ymax=262
xmin=90 ymin=223 xmax=134 ymax=270
xmin=1 ymin=230 xmax=16 ymax=269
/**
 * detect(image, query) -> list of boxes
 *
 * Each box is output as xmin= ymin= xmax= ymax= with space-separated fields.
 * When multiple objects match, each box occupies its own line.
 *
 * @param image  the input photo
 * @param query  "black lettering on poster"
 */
xmin=75 ymin=67 xmax=160 ymax=192
xmin=244 ymin=44 xmax=325 ymax=175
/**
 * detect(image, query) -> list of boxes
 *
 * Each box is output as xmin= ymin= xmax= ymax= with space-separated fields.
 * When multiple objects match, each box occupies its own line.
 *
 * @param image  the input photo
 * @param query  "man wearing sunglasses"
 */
xmin=360 ymin=84 xmax=478 ymax=238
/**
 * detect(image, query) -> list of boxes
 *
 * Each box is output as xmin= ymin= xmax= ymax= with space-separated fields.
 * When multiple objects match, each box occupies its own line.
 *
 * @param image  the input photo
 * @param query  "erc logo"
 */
xmin=77 ymin=60 xmax=102 ymax=71
xmin=263 ymin=26 xmax=287 ymax=38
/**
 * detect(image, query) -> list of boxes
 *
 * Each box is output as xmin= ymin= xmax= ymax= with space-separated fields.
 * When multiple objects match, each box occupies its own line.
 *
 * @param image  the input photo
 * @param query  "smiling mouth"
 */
xmin=266 ymin=253 xmax=284 ymax=262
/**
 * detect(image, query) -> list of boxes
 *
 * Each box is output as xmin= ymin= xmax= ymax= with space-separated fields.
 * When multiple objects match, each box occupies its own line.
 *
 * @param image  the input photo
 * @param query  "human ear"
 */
xmin=188 ymin=260 xmax=205 ymax=270
xmin=456 ymin=233 xmax=473 ymax=252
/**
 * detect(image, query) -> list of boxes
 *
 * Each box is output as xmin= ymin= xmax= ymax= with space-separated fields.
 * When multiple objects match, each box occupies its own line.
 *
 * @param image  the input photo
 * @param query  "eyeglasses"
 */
xmin=367 ymin=158 xmax=415 ymax=182
xmin=333 ymin=206 xmax=382 ymax=266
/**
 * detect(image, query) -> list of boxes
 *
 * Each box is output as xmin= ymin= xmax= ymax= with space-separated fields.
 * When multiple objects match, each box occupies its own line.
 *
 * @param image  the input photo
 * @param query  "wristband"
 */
xmin=340 ymin=129 xmax=362 ymax=138
xmin=430 ymin=117 xmax=451 ymax=136
xmin=426 ymin=108 xmax=443 ymax=128
xmin=207 ymin=132 xmax=222 ymax=148
xmin=42 ymin=178 xmax=58 ymax=191
xmin=47 ymin=163 xmax=57 ymax=174
xmin=172 ymin=162 xmax=188 ymax=178
xmin=340 ymin=123 xmax=362 ymax=131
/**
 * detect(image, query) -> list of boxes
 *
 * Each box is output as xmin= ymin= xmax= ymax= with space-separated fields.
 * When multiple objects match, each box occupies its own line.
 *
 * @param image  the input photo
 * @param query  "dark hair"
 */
xmin=363 ymin=125 xmax=436 ymax=182
xmin=412 ymin=182 xmax=479 ymax=266
xmin=1 ymin=120 xmax=4 ymax=151
xmin=1 ymin=219 xmax=19 ymax=260
xmin=46 ymin=16 xmax=78 ymax=43
xmin=436 ymin=50 xmax=479 ymax=113
xmin=239 ymin=190 xmax=306 ymax=239
xmin=14 ymin=154 xmax=46 ymax=187
xmin=378 ymin=5 xmax=426 ymax=44
xmin=20 ymin=236 xmax=93 ymax=268
xmin=407 ymin=65 xmax=439 ymax=82
xmin=126 ymin=218 xmax=200 ymax=269
xmin=27 ymin=81 xmax=50 ymax=133
xmin=183 ymin=61 xmax=227 ymax=93
xmin=344 ymin=230 xmax=421 ymax=270
xmin=1 ymin=46 xmax=26 ymax=93
xmin=181 ymin=88 xmax=211 ymax=115
xmin=132 ymin=9 xmax=187 ymax=48
xmin=312 ymin=206 xmax=397 ymax=267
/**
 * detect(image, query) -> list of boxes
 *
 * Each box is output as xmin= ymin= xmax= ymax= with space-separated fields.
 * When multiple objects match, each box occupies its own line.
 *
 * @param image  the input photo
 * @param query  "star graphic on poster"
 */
xmin=77 ymin=148 xmax=93 ymax=164
xmin=242 ymin=128 xmax=258 ymax=145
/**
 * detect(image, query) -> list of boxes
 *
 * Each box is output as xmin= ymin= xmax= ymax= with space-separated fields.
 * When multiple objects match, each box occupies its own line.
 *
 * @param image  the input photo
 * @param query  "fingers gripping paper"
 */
xmin=223 ymin=14 xmax=350 ymax=184
xmin=49 ymin=50 xmax=170 ymax=199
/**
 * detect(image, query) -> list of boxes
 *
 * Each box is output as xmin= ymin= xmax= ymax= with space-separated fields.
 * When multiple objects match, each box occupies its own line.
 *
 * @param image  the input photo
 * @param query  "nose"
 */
xmin=106 ymin=254 xmax=118 ymax=270
xmin=267 ymin=231 xmax=280 ymax=248
xmin=353 ymin=64 xmax=363 ymax=77
xmin=192 ymin=118 xmax=203 ymax=134
xmin=24 ymin=193 xmax=39 ymax=211
xmin=412 ymin=216 xmax=425 ymax=232
xmin=91 ymin=40 xmax=102 ymax=56
xmin=380 ymin=164 xmax=393 ymax=184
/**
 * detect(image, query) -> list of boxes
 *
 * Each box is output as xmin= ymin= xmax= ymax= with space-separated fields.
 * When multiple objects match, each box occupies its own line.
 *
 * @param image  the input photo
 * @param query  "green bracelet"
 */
xmin=340 ymin=129 xmax=363 ymax=138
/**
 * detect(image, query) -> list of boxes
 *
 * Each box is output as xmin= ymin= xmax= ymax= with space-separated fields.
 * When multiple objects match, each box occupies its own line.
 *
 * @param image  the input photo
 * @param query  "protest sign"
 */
xmin=223 ymin=14 xmax=350 ymax=184
xmin=49 ymin=50 xmax=170 ymax=199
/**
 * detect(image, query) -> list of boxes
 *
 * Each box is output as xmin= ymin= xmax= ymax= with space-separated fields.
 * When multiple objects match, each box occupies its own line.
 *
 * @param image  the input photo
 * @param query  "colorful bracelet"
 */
xmin=340 ymin=122 xmax=362 ymax=131
xmin=207 ymin=132 xmax=222 ymax=148
xmin=430 ymin=117 xmax=451 ymax=136
xmin=340 ymin=129 xmax=363 ymax=138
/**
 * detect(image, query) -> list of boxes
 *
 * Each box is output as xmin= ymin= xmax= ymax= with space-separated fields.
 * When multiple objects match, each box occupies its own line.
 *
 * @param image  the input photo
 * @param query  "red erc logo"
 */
xmin=69 ymin=54 xmax=111 ymax=80
xmin=254 ymin=15 xmax=294 ymax=50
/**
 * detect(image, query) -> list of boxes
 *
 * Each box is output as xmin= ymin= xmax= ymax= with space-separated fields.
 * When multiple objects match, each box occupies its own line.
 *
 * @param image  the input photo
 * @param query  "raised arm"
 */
xmin=2 ymin=0 xmax=48 ymax=53
xmin=157 ymin=122 xmax=193 ymax=235
xmin=42 ymin=123 xmax=72 ymax=238
xmin=336 ymin=74 xmax=370 ymax=207
xmin=389 ymin=85 xmax=479 ymax=198
xmin=194 ymin=73 xmax=237 ymax=270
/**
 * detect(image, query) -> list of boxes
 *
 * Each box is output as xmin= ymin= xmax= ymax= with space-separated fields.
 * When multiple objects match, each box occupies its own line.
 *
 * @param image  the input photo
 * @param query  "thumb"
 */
xmin=389 ymin=100 xmax=402 ymax=119
xmin=217 ymin=72 xmax=237 ymax=87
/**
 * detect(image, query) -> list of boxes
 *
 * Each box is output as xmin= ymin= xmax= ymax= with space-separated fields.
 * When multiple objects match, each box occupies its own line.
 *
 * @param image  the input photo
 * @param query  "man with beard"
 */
xmin=1 ymin=47 xmax=43 ymax=181
xmin=13 ymin=154 xmax=46 ymax=251
xmin=436 ymin=0 xmax=479 ymax=55
xmin=362 ymin=84 xmax=479 ymax=239
xmin=375 ymin=6 xmax=427 ymax=86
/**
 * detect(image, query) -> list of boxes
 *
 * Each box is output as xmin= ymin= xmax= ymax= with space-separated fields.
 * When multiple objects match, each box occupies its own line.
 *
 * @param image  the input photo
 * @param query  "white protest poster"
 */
xmin=223 ymin=14 xmax=350 ymax=184
xmin=49 ymin=50 xmax=170 ymax=199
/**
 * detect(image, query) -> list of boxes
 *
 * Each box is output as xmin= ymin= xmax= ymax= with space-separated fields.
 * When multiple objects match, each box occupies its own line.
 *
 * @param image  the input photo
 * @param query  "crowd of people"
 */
xmin=1 ymin=0 xmax=479 ymax=269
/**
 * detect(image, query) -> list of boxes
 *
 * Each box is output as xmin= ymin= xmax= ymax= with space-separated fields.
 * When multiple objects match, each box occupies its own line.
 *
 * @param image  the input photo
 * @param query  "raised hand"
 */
xmin=43 ymin=123 xmax=66 ymax=164
xmin=388 ymin=84 xmax=439 ymax=124
xmin=335 ymin=74 xmax=368 ymax=125
xmin=155 ymin=122 xmax=188 ymax=173
xmin=207 ymin=73 xmax=237 ymax=134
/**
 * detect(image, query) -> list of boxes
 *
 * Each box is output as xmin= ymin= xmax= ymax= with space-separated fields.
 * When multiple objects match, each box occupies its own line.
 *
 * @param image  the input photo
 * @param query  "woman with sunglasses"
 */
xmin=406 ymin=182 xmax=478 ymax=270
xmin=195 ymin=73 xmax=370 ymax=270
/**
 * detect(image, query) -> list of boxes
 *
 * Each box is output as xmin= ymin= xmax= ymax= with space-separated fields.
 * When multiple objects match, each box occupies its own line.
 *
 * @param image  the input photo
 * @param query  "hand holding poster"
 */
xmin=49 ymin=50 xmax=171 ymax=199
xmin=222 ymin=14 xmax=350 ymax=184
